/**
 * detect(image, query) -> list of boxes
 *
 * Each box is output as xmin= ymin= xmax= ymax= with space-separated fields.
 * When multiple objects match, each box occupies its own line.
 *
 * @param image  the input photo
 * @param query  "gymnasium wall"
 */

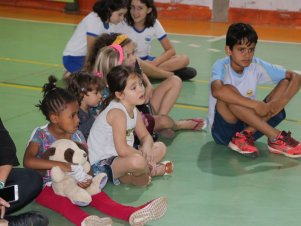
xmin=0 ymin=0 xmax=300 ymax=26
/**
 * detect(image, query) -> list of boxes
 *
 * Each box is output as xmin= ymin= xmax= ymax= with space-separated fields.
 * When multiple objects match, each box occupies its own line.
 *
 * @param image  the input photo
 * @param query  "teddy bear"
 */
xmin=46 ymin=139 xmax=107 ymax=206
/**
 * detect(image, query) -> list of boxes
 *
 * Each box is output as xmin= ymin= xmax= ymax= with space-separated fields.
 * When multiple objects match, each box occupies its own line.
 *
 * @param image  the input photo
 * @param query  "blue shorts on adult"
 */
xmin=63 ymin=55 xmax=85 ymax=73
xmin=211 ymin=109 xmax=286 ymax=145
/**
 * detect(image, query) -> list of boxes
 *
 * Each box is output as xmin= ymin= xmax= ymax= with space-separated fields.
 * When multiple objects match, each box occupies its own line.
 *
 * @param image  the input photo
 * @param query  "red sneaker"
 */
xmin=268 ymin=131 xmax=301 ymax=158
xmin=228 ymin=130 xmax=259 ymax=157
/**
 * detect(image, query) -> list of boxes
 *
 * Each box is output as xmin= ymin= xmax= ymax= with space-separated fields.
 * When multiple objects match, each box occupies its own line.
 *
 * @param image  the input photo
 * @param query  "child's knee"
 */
xmin=170 ymin=75 xmax=182 ymax=89
xmin=154 ymin=141 xmax=167 ymax=155
xmin=129 ymin=153 xmax=148 ymax=171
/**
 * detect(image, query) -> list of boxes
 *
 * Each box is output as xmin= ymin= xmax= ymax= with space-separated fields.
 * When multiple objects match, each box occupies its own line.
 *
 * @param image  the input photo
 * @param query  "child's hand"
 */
xmin=140 ymin=146 xmax=154 ymax=164
xmin=0 ymin=198 xmax=10 ymax=219
xmin=254 ymin=101 xmax=270 ymax=117
xmin=267 ymin=100 xmax=285 ymax=117
xmin=77 ymin=178 xmax=92 ymax=189
xmin=58 ymin=162 xmax=72 ymax=172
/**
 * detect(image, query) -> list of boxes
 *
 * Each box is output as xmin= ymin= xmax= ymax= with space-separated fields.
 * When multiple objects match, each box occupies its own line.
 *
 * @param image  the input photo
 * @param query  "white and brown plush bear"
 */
xmin=47 ymin=139 xmax=107 ymax=206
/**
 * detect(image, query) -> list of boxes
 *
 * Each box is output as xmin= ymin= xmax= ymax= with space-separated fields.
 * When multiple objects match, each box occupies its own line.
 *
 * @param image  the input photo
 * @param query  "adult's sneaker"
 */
xmin=228 ymin=130 xmax=259 ymax=158
xmin=268 ymin=131 xmax=301 ymax=158
xmin=173 ymin=67 xmax=197 ymax=80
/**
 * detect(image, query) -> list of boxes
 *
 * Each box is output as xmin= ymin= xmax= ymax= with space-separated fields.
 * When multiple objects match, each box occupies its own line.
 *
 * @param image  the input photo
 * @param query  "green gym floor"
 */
xmin=1 ymin=8 xmax=301 ymax=226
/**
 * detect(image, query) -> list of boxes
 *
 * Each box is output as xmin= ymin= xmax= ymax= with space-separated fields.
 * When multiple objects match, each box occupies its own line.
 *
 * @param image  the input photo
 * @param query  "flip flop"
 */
xmin=189 ymin=118 xmax=207 ymax=130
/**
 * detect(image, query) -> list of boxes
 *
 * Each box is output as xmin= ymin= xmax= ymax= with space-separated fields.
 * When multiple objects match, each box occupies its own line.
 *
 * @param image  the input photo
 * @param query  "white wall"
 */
xmin=155 ymin=0 xmax=213 ymax=9
xmin=156 ymin=0 xmax=301 ymax=12
xmin=230 ymin=0 xmax=301 ymax=12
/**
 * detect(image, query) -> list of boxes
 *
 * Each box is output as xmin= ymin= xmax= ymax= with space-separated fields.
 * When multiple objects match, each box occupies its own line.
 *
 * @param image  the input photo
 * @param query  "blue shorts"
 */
xmin=211 ymin=109 xmax=286 ymax=145
xmin=63 ymin=55 xmax=85 ymax=73
xmin=140 ymin=55 xmax=156 ymax=61
xmin=91 ymin=156 xmax=120 ymax=185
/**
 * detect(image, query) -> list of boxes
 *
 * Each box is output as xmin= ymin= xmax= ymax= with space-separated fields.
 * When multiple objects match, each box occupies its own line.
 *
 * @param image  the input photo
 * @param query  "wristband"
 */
xmin=0 ymin=181 xmax=5 ymax=189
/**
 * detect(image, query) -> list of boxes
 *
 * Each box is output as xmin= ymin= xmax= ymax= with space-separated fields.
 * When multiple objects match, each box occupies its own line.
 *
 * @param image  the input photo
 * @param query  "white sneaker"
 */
xmin=129 ymin=197 xmax=168 ymax=226
xmin=81 ymin=215 xmax=112 ymax=226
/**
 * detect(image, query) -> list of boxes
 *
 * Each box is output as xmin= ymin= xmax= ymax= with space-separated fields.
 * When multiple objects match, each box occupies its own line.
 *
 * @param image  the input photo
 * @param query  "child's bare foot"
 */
xmin=176 ymin=118 xmax=207 ymax=131
xmin=158 ymin=128 xmax=175 ymax=138
xmin=151 ymin=161 xmax=173 ymax=177
xmin=120 ymin=173 xmax=152 ymax=187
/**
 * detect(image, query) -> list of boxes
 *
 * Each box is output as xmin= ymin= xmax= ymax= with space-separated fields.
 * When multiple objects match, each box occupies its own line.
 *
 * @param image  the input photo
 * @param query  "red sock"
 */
xmin=90 ymin=192 xmax=150 ymax=221
xmin=36 ymin=186 xmax=88 ymax=226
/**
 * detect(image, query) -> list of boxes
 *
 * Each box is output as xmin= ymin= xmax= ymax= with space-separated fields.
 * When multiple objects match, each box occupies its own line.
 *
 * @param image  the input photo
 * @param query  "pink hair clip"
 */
xmin=109 ymin=44 xmax=124 ymax=64
xmin=95 ymin=71 xmax=103 ymax=78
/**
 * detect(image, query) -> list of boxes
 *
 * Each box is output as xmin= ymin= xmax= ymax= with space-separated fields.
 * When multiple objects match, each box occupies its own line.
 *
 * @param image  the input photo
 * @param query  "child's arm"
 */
xmin=141 ymin=72 xmax=153 ymax=104
xmin=107 ymin=109 xmax=141 ymax=157
xmin=138 ymin=59 xmax=174 ymax=79
xmin=150 ymin=37 xmax=175 ymax=67
xmin=281 ymin=71 xmax=301 ymax=104
xmin=86 ymin=35 xmax=97 ymax=64
xmin=211 ymin=80 xmax=270 ymax=117
xmin=23 ymin=141 xmax=71 ymax=172
xmin=268 ymin=71 xmax=301 ymax=116
xmin=135 ymin=112 xmax=154 ymax=164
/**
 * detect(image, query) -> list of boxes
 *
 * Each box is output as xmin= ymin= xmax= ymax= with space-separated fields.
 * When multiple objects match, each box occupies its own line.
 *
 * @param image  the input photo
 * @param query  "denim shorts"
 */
xmin=211 ymin=109 xmax=286 ymax=145
xmin=91 ymin=156 xmax=120 ymax=185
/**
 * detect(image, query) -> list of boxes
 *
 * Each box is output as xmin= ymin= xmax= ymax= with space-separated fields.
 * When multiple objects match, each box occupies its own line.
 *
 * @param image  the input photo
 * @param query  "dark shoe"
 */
xmin=173 ymin=67 xmax=197 ymax=80
xmin=5 ymin=211 xmax=49 ymax=226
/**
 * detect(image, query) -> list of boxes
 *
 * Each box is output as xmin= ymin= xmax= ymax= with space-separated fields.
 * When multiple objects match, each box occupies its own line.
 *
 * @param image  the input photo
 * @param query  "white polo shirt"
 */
xmin=117 ymin=19 xmax=166 ymax=58
xmin=63 ymin=12 xmax=118 ymax=57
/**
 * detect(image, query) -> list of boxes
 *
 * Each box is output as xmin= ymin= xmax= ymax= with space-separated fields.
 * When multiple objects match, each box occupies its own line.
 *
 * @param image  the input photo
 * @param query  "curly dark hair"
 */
xmin=36 ymin=75 xmax=77 ymax=121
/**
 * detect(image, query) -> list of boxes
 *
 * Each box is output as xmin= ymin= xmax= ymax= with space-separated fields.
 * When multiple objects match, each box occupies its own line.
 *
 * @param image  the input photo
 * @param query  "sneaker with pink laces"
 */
xmin=228 ymin=130 xmax=259 ymax=157
xmin=268 ymin=131 xmax=301 ymax=158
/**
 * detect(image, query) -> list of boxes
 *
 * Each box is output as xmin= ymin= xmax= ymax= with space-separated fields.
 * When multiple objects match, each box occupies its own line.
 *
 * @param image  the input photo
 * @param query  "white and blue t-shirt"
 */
xmin=117 ymin=19 xmax=166 ymax=59
xmin=208 ymin=56 xmax=286 ymax=129
xmin=63 ymin=12 xmax=119 ymax=57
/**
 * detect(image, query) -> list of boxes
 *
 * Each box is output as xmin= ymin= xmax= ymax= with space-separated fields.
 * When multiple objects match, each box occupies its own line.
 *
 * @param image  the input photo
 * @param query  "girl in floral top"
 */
xmin=23 ymin=75 xmax=168 ymax=226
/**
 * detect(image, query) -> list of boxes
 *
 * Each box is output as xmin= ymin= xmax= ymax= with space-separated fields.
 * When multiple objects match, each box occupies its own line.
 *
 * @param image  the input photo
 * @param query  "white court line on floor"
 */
xmin=207 ymin=35 xmax=226 ymax=42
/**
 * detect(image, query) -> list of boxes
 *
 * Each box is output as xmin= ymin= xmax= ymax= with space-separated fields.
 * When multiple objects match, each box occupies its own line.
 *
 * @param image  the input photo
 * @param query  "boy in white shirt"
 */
xmin=208 ymin=23 xmax=301 ymax=158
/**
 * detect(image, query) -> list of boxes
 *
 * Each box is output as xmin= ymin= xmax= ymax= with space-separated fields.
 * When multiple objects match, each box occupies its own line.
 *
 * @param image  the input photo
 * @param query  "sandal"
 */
xmin=188 ymin=118 xmax=207 ymax=130
xmin=161 ymin=161 xmax=174 ymax=175
xmin=150 ymin=161 xmax=174 ymax=176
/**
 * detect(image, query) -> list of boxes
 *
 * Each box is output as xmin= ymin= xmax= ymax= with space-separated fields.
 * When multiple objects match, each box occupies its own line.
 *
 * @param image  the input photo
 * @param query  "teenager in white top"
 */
xmin=62 ymin=0 xmax=127 ymax=76
xmin=119 ymin=0 xmax=197 ymax=80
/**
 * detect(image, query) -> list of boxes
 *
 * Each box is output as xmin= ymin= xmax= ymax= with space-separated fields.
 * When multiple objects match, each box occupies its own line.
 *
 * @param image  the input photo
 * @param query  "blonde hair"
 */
xmin=93 ymin=46 xmax=121 ymax=84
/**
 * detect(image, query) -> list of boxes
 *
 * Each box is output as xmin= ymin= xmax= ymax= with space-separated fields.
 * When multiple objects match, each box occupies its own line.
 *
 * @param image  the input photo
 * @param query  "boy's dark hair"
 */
xmin=67 ymin=71 xmax=105 ymax=105
xmin=226 ymin=23 xmax=258 ymax=50
xmin=36 ymin=75 xmax=77 ymax=121
xmin=93 ymin=0 xmax=127 ymax=23
xmin=126 ymin=0 xmax=157 ymax=28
